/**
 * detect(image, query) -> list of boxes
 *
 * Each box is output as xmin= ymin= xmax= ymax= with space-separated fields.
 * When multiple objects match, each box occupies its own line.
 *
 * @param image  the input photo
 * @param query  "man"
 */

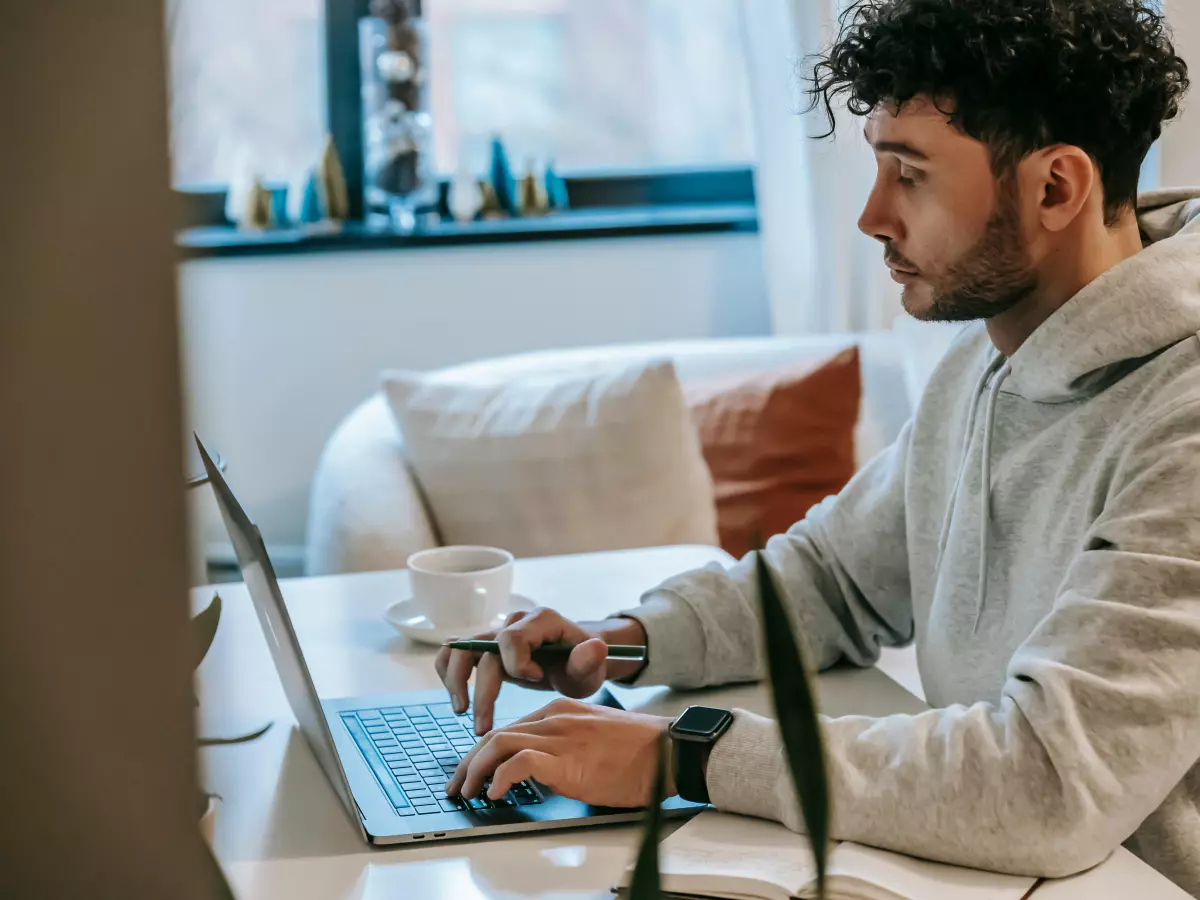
xmin=437 ymin=0 xmax=1200 ymax=891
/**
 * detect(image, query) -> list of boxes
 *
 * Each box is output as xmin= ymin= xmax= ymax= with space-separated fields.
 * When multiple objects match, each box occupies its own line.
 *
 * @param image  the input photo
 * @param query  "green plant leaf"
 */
xmin=197 ymin=722 xmax=273 ymax=747
xmin=628 ymin=731 xmax=670 ymax=900
xmin=755 ymin=549 xmax=830 ymax=899
xmin=191 ymin=592 xmax=222 ymax=672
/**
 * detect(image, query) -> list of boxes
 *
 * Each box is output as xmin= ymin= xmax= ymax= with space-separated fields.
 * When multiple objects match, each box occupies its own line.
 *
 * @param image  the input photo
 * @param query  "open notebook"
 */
xmin=618 ymin=811 xmax=1038 ymax=900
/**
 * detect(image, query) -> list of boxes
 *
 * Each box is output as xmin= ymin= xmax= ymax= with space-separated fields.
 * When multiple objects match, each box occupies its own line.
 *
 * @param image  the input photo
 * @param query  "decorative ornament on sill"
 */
xmin=361 ymin=0 xmax=435 ymax=232
xmin=544 ymin=159 xmax=570 ymax=212
xmin=488 ymin=136 xmax=519 ymax=218
xmin=518 ymin=161 xmax=550 ymax=217
xmin=448 ymin=170 xmax=485 ymax=223
xmin=240 ymin=176 xmax=275 ymax=231
xmin=476 ymin=180 xmax=506 ymax=221
xmin=289 ymin=169 xmax=323 ymax=226
xmin=445 ymin=143 xmax=572 ymax=223
xmin=316 ymin=135 xmax=351 ymax=222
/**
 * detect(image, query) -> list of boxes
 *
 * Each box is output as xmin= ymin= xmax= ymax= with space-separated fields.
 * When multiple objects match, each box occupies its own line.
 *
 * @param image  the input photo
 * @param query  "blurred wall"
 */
xmin=0 ymin=2 xmax=220 ymax=897
xmin=1164 ymin=0 xmax=1200 ymax=187
xmin=180 ymin=233 xmax=770 ymax=566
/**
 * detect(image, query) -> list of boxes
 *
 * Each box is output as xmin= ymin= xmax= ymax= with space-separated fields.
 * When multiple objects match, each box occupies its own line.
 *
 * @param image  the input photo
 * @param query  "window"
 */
xmin=168 ymin=0 xmax=755 ymax=191
xmin=425 ymin=0 xmax=757 ymax=174
xmin=167 ymin=0 xmax=326 ymax=186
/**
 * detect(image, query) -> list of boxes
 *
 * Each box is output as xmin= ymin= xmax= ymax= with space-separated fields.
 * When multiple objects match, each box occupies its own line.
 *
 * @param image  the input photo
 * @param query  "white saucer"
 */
xmin=385 ymin=594 xmax=538 ymax=647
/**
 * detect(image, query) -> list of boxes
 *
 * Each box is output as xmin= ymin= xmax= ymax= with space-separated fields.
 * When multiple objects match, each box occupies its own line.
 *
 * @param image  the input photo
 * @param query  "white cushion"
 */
xmin=381 ymin=359 xmax=719 ymax=559
xmin=305 ymin=393 xmax=439 ymax=577
xmin=439 ymin=333 xmax=910 ymax=466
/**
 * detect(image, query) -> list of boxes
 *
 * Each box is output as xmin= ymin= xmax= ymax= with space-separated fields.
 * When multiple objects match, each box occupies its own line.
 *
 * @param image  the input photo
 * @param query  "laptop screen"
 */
xmin=196 ymin=439 xmax=358 ymax=820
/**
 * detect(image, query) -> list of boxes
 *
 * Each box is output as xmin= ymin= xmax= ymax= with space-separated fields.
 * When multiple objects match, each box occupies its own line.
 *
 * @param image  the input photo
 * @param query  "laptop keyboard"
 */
xmin=341 ymin=703 xmax=544 ymax=817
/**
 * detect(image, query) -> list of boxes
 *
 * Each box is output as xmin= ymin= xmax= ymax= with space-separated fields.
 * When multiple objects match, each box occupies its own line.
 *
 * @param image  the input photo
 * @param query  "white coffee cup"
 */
xmin=406 ymin=546 xmax=515 ymax=629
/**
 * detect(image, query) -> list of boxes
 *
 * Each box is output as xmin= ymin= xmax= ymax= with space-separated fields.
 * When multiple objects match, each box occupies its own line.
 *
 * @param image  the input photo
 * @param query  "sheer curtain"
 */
xmin=739 ymin=0 xmax=900 ymax=335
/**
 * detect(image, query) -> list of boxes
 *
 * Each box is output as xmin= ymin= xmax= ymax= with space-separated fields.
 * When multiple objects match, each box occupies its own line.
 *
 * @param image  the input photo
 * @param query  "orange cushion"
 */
xmin=685 ymin=347 xmax=861 ymax=558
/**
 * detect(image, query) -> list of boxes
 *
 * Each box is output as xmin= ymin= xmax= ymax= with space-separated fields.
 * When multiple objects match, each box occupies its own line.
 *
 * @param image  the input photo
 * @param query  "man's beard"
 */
xmin=900 ymin=182 xmax=1039 ymax=323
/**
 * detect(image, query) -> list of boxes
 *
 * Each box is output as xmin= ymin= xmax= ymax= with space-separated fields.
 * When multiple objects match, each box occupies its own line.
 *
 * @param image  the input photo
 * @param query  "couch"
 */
xmin=305 ymin=332 xmax=926 ymax=577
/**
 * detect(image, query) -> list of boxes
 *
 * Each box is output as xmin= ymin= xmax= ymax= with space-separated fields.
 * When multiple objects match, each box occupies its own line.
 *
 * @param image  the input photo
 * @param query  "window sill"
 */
xmin=178 ymin=203 xmax=758 ymax=259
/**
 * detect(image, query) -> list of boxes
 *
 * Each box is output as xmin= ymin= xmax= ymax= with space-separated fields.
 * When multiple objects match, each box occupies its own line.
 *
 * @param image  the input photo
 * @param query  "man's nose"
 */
xmin=857 ymin=185 xmax=901 ymax=245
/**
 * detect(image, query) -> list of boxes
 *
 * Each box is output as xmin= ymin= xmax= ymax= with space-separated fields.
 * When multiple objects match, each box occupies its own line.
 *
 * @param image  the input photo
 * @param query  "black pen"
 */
xmin=442 ymin=640 xmax=647 ymax=661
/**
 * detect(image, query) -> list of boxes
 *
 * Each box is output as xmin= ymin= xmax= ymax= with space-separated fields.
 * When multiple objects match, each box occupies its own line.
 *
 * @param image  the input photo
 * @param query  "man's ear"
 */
xmin=1029 ymin=145 xmax=1097 ymax=233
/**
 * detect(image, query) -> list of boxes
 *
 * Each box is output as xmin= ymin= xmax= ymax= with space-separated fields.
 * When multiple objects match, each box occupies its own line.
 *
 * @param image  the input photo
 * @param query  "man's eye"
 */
xmin=897 ymin=168 xmax=924 ymax=187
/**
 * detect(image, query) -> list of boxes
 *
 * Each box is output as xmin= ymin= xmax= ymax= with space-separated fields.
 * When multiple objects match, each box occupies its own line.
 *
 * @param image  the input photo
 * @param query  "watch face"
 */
xmin=675 ymin=706 xmax=732 ymax=738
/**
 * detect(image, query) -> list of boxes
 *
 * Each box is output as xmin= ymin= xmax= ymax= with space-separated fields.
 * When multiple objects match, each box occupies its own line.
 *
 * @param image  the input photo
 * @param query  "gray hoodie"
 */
xmin=623 ymin=189 xmax=1200 ymax=893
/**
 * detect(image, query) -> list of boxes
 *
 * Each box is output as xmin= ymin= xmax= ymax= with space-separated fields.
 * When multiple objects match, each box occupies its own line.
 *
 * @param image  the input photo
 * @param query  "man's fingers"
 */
xmin=445 ymin=735 xmax=484 ymax=797
xmin=489 ymin=749 xmax=562 ymax=800
xmin=434 ymin=645 xmax=451 ymax=683
xmin=564 ymin=638 xmax=608 ymax=682
xmin=445 ymin=718 xmax=557 ymax=796
xmin=472 ymin=653 xmax=505 ymax=736
xmin=498 ymin=607 xmax=581 ymax=679
xmin=497 ymin=628 xmax=545 ymax=683
xmin=442 ymin=648 xmax=479 ymax=715
xmin=458 ymin=732 xmax=554 ymax=799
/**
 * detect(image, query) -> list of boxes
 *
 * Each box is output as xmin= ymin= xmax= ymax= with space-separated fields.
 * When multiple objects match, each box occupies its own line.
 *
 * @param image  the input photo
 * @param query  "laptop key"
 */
xmin=466 ymin=797 xmax=490 ymax=810
xmin=415 ymin=804 xmax=441 ymax=815
xmin=439 ymin=798 xmax=466 ymax=812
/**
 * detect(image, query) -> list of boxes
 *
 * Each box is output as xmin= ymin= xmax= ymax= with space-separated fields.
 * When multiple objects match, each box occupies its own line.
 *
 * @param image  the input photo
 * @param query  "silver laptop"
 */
xmin=196 ymin=437 xmax=702 ymax=846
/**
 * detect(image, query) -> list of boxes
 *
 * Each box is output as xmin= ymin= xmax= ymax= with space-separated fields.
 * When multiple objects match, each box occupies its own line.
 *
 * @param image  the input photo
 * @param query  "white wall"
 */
xmin=181 ymin=233 xmax=770 ymax=565
xmin=1164 ymin=0 xmax=1200 ymax=187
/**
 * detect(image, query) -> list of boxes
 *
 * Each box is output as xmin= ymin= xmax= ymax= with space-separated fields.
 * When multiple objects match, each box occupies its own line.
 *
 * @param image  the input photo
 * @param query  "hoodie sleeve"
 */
xmin=706 ymin=398 xmax=1200 ymax=878
xmin=617 ymin=420 xmax=917 ymax=689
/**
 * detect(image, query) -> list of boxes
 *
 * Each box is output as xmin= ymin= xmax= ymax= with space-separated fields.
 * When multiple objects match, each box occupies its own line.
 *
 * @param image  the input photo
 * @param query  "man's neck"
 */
xmin=986 ymin=212 xmax=1144 ymax=357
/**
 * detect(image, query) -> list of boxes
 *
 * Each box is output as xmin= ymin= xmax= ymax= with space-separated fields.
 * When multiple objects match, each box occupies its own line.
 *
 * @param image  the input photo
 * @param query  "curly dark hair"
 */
xmin=808 ymin=0 xmax=1190 ymax=223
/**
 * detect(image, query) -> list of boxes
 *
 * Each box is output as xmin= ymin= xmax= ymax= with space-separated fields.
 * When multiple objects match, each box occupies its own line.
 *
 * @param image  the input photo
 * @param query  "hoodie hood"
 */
xmin=937 ymin=189 xmax=1200 ymax=632
xmin=1004 ymin=189 xmax=1200 ymax=403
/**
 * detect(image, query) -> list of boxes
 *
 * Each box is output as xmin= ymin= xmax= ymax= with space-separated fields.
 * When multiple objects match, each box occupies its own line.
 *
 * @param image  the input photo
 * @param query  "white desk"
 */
xmin=196 ymin=545 xmax=1187 ymax=900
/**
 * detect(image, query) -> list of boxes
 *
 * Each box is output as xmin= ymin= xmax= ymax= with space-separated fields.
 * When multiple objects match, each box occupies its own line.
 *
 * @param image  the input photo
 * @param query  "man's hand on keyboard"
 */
xmin=445 ymin=698 xmax=674 ymax=809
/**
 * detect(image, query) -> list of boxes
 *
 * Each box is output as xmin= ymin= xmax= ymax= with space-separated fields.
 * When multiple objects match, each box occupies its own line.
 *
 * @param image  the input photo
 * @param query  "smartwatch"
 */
xmin=669 ymin=706 xmax=734 ymax=805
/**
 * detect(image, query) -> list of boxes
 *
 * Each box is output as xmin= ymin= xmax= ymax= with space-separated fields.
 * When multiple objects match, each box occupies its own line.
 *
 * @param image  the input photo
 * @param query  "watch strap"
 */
xmin=673 ymin=735 xmax=712 ymax=804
